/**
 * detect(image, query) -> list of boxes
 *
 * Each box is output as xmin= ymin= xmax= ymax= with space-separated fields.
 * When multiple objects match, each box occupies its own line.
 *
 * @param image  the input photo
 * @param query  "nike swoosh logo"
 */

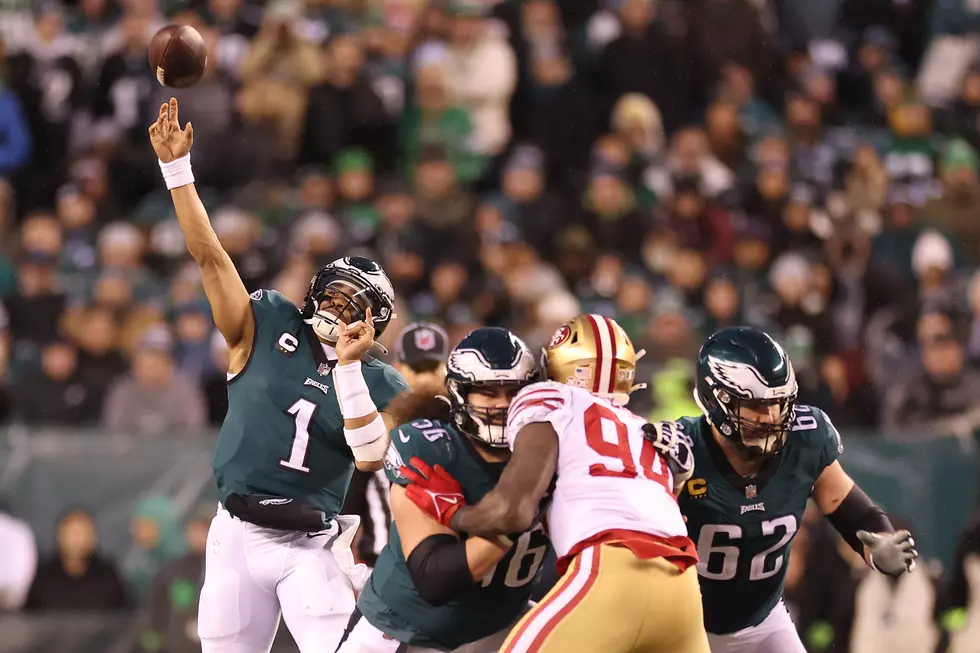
xmin=442 ymin=497 xmax=458 ymax=505
xmin=398 ymin=429 xmax=410 ymax=443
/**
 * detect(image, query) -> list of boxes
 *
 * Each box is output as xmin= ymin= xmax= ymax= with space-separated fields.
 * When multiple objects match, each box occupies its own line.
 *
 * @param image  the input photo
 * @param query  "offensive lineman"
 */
xmin=651 ymin=326 xmax=918 ymax=652
xmin=149 ymin=98 xmax=408 ymax=652
xmin=338 ymin=327 xmax=552 ymax=652
xmin=404 ymin=315 xmax=711 ymax=653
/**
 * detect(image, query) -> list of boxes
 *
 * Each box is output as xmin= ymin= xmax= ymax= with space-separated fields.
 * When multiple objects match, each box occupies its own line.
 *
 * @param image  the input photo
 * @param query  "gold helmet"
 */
xmin=543 ymin=314 xmax=646 ymax=405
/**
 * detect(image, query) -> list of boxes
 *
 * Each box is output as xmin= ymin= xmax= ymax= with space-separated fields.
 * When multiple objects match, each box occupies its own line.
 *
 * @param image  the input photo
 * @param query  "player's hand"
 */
xmin=401 ymin=456 xmax=467 ymax=528
xmin=148 ymin=97 xmax=194 ymax=163
xmin=641 ymin=422 xmax=695 ymax=491
xmin=858 ymin=529 xmax=919 ymax=576
xmin=336 ymin=306 xmax=376 ymax=365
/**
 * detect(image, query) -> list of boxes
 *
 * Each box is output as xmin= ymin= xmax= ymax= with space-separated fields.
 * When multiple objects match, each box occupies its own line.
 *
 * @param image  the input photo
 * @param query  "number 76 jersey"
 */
xmin=506 ymin=382 xmax=692 ymax=564
xmin=675 ymin=405 xmax=843 ymax=635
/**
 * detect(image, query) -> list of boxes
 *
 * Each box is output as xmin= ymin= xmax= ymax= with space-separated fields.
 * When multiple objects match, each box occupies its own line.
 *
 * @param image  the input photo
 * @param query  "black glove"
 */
xmin=641 ymin=421 xmax=695 ymax=493
xmin=225 ymin=494 xmax=328 ymax=532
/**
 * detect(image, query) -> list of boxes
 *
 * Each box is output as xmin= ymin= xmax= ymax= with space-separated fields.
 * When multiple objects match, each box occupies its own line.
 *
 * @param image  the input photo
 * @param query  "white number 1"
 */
xmin=280 ymin=398 xmax=317 ymax=473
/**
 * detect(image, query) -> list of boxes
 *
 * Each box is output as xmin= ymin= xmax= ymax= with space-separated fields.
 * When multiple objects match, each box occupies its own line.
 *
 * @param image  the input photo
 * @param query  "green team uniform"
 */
xmin=213 ymin=289 xmax=407 ymax=518
xmin=357 ymin=418 xmax=553 ymax=651
xmin=677 ymin=404 xmax=843 ymax=635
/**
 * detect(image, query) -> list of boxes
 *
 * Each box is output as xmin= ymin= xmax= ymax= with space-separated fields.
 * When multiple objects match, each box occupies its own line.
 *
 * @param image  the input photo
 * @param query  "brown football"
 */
xmin=148 ymin=25 xmax=207 ymax=88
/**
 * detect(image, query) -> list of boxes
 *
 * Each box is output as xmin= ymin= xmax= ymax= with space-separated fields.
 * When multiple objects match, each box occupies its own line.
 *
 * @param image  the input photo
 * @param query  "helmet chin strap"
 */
xmin=308 ymin=311 xmax=341 ymax=344
xmin=469 ymin=412 xmax=508 ymax=448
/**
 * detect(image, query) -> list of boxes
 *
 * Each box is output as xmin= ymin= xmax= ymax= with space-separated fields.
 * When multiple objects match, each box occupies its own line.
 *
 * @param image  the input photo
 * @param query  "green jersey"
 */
xmin=357 ymin=419 xmax=553 ymax=651
xmin=213 ymin=289 xmax=407 ymax=519
xmin=677 ymin=405 xmax=843 ymax=634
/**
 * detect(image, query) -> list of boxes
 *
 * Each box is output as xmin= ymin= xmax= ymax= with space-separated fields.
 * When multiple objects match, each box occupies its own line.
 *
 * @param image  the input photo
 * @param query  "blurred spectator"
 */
xmin=0 ymin=506 xmax=37 ymax=611
xmin=300 ymin=32 xmax=393 ymax=173
xmin=127 ymin=496 xmax=188 ymax=603
xmin=925 ymin=139 xmax=980 ymax=264
xmin=596 ymin=0 xmax=690 ymax=133
xmin=442 ymin=2 xmax=517 ymax=158
xmin=0 ymin=37 xmax=32 ymax=178
xmin=810 ymin=353 xmax=879 ymax=429
xmin=3 ymin=213 xmax=67 ymax=345
xmin=881 ymin=312 xmax=980 ymax=429
xmin=141 ymin=507 xmax=211 ymax=653
xmin=102 ymin=325 xmax=207 ymax=434
xmin=25 ymin=507 xmax=127 ymax=611
xmin=238 ymin=1 xmax=323 ymax=160
xmin=14 ymin=339 xmax=101 ymax=425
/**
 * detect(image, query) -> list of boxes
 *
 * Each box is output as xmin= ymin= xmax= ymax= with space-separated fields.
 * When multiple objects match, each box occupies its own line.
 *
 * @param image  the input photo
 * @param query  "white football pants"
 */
xmin=707 ymin=601 xmax=807 ymax=653
xmin=198 ymin=505 xmax=368 ymax=653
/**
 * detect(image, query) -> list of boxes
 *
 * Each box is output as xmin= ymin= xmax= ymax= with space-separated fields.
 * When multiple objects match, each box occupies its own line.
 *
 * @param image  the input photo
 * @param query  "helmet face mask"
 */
xmin=713 ymin=392 xmax=796 ymax=458
xmin=301 ymin=257 xmax=395 ymax=346
xmin=445 ymin=328 xmax=539 ymax=448
xmin=694 ymin=327 xmax=799 ymax=460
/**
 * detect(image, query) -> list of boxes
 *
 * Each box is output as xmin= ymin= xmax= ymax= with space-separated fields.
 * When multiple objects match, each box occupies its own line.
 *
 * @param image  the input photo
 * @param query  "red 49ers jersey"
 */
xmin=506 ymin=381 xmax=689 ymax=559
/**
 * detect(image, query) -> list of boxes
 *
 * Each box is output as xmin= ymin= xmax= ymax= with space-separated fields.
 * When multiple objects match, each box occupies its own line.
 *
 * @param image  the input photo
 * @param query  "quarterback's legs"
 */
xmin=277 ymin=531 xmax=357 ymax=653
xmin=706 ymin=602 xmax=807 ymax=653
xmin=198 ymin=508 xmax=283 ymax=653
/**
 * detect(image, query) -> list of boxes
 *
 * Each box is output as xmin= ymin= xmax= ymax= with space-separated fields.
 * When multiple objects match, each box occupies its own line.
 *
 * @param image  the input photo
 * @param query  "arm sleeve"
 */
xmin=826 ymin=484 xmax=894 ymax=555
xmin=505 ymin=382 xmax=574 ymax=451
xmin=405 ymin=533 xmax=474 ymax=606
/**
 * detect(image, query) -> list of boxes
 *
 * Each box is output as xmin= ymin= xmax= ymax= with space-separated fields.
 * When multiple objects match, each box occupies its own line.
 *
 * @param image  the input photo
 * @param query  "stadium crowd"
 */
xmin=3 ymin=0 xmax=980 ymax=651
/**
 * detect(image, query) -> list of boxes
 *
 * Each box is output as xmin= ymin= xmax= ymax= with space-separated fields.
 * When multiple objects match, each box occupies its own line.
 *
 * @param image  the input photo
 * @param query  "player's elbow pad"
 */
xmin=345 ymin=414 xmax=388 ymax=463
xmin=826 ymin=484 xmax=893 ymax=555
xmin=406 ymin=534 xmax=474 ymax=606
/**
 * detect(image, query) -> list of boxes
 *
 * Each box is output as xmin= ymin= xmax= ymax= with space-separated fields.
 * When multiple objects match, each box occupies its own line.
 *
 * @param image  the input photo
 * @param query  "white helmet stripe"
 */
xmin=586 ymin=314 xmax=615 ymax=394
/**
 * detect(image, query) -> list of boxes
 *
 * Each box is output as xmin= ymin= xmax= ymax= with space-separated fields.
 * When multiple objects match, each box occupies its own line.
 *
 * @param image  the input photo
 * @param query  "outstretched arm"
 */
xmin=814 ymin=460 xmax=918 ymax=575
xmin=149 ymin=99 xmax=253 ymax=364
xmin=448 ymin=422 xmax=558 ymax=538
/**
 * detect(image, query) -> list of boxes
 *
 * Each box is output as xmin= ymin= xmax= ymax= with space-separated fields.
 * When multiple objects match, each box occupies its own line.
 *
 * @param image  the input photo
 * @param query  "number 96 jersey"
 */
xmin=506 ymin=382 xmax=690 ymax=564
xmin=676 ymin=405 xmax=843 ymax=635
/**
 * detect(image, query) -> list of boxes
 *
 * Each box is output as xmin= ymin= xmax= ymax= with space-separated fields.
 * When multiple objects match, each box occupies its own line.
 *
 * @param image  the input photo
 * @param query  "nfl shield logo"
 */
xmin=318 ymin=363 xmax=331 ymax=376
xmin=745 ymin=484 xmax=757 ymax=500
xmin=414 ymin=328 xmax=436 ymax=351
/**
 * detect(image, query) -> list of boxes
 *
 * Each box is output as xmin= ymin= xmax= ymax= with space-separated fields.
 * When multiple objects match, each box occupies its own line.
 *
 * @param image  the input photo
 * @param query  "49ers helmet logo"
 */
xmin=549 ymin=325 xmax=571 ymax=348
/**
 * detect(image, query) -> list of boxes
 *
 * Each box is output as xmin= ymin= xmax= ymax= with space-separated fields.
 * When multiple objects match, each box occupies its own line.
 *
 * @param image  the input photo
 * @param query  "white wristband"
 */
xmin=158 ymin=154 xmax=195 ymax=190
xmin=345 ymin=415 xmax=389 ymax=463
xmin=333 ymin=361 xmax=377 ymax=420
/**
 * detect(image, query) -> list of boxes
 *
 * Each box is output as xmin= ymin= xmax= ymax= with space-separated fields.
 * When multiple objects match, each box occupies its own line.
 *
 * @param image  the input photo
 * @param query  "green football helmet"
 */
xmin=694 ymin=326 xmax=798 ymax=458
xmin=446 ymin=327 xmax=540 ymax=447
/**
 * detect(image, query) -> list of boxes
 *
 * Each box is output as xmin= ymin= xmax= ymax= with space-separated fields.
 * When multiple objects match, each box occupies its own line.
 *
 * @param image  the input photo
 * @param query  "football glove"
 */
xmin=858 ymin=529 xmax=919 ymax=576
xmin=641 ymin=421 xmax=695 ymax=493
xmin=401 ymin=456 xmax=467 ymax=528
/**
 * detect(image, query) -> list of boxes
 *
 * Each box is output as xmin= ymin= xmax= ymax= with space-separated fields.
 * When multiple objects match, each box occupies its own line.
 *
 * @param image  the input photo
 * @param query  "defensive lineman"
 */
xmin=149 ymin=98 xmax=408 ymax=652
xmin=405 ymin=315 xmax=710 ymax=653
xmin=647 ymin=326 xmax=918 ymax=653
xmin=338 ymin=327 xmax=551 ymax=652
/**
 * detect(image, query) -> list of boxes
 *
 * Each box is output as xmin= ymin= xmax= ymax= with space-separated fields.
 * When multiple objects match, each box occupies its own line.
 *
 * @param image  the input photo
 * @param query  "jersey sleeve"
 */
xmin=804 ymin=405 xmax=844 ymax=473
xmin=383 ymin=419 xmax=456 ymax=487
xmin=248 ymin=289 xmax=298 ymax=331
xmin=366 ymin=363 xmax=410 ymax=413
xmin=505 ymin=382 xmax=574 ymax=451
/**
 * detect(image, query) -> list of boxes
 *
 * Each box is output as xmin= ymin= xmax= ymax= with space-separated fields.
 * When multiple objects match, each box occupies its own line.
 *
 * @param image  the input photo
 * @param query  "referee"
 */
xmin=342 ymin=322 xmax=450 ymax=565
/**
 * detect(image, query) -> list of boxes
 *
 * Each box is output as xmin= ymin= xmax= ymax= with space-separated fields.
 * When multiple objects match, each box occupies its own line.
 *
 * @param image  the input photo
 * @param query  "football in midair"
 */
xmin=148 ymin=25 xmax=207 ymax=88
